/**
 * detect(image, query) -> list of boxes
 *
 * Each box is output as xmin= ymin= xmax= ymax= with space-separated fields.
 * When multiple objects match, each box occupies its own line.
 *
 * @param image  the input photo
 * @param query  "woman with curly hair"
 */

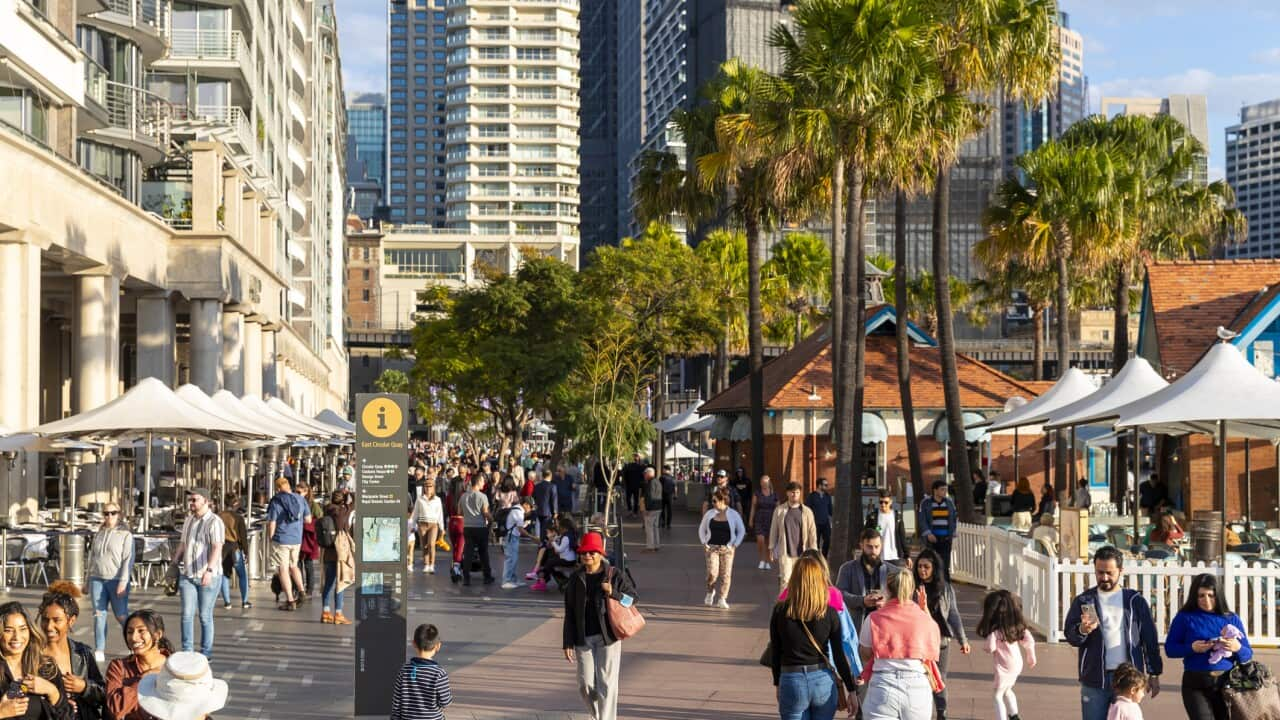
xmin=38 ymin=583 xmax=103 ymax=720
xmin=0 ymin=601 xmax=71 ymax=719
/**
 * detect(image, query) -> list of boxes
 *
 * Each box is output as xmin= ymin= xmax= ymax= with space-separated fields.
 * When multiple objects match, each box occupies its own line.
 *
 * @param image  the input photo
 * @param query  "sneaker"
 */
xmin=93 ymin=650 xmax=105 ymax=664
xmin=530 ymin=580 xmax=548 ymax=592
xmin=764 ymin=562 xmax=773 ymax=570
xmin=426 ymin=564 xmax=435 ymax=574
xmin=716 ymin=598 xmax=731 ymax=610
xmin=704 ymin=591 xmax=715 ymax=606
xmin=525 ymin=571 xmax=539 ymax=581
xmin=332 ymin=612 xmax=352 ymax=625
xmin=501 ymin=582 xmax=519 ymax=590
xmin=757 ymin=561 xmax=765 ymax=570
xmin=242 ymin=602 xmax=253 ymax=609
xmin=223 ymin=602 xmax=232 ymax=609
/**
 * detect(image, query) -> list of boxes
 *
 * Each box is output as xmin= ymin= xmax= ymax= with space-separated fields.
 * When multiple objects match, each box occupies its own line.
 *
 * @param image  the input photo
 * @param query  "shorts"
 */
xmin=271 ymin=542 xmax=301 ymax=569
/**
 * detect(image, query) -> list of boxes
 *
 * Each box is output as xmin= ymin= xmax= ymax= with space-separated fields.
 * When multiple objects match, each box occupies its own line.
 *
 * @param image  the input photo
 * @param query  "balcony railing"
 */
xmin=98 ymin=0 xmax=165 ymax=33
xmin=174 ymin=104 xmax=254 ymax=154
xmin=102 ymin=80 xmax=172 ymax=147
xmin=83 ymin=56 xmax=108 ymax=109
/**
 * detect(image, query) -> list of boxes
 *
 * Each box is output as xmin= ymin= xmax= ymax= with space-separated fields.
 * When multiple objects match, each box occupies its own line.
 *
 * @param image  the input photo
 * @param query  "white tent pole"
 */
xmin=217 ymin=440 xmax=225 ymax=508
xmin=1013 ymin=427 xmax=1020 ymax=490
xmin=143 ymin=431 xmax=153 ymax=533
xmin=1218 ymin=419 xmax=1227 ymax=568
xmin=1132 ymin=428 xmax=1140 ymax=544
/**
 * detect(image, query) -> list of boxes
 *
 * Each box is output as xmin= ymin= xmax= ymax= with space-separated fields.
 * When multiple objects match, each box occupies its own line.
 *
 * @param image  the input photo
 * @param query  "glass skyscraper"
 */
xmin=346 ymin=93 xmax=387 ymax=220
xmin=386 ymin=0 xmax=450 ymax=225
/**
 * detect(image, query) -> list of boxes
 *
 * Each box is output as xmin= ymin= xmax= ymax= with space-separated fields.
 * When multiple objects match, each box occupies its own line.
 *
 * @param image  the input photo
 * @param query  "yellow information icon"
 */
xmin=360 ymin=397 xmax=403 ymax=439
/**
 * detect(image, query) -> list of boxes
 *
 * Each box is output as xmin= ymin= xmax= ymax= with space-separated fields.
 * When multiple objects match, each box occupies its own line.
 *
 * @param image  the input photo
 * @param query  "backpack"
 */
xmin=494 ymin=506 xmax=515 ymax=538
xmin=317 ymin=514 xmax=338 ymax=549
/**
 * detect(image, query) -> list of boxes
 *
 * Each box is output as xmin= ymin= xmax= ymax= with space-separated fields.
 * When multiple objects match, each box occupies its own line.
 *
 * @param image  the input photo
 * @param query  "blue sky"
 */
xmin=332 ymin=0 xmax=1280 ymax=180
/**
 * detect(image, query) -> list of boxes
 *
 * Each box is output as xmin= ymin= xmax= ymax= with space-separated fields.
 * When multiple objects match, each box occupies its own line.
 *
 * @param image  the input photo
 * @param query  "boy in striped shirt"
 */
xmin=918 ymin=479 xmax=958 ymax=580
xmin=391 ymin=624 xmax=453 ymax=720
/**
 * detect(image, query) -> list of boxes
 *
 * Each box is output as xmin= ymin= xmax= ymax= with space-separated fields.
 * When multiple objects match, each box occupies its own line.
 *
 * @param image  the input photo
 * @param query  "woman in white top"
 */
xmin=698 ymin=487 xmax=746 ymax=609
xmin=413 ymin=476 xmax=444 ymax=574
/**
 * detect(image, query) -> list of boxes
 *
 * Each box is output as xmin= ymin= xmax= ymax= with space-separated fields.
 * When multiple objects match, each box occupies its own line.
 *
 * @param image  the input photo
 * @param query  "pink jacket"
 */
xmin=1107 ymin=697 xmax=1144 ymax=720
xmin=777 ymin=585 xmax=846 ymax=612
xmin=986 ymin=629 xmax=1036 ymax=687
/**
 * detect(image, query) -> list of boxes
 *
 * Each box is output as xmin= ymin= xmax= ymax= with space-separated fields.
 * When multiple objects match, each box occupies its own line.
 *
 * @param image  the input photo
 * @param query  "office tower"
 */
xmin=386 ymin=0 xmax=450 ymax=225
xmin=0 ymin=0 xmax=351 ymax=509
xmin=1225 ymin=100 xmax=1280 ymax=258
xmin=579 ymin=0 xmax=618 ymax=256
xmin=1101 ymin=94 xmax=1210 ymax=185
xmin=1002 ymin=11 xmax=1086 ymax=177
xmin=615 ymin=0 xmax=645 ymax=240
xmin=442 ymin=0 xmax=581 ymax=268
xmin=347 ymin=93 xmax=387 ymax=220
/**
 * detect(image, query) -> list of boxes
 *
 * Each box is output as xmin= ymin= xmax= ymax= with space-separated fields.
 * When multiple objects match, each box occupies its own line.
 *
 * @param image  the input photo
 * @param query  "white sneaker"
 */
xmin=704 ymin=591 xmax=715 ymax=606
xmin=501 ymin=582 xmax=518 ymax=590
xmin=765 ymin=562 xmax=773 ymax=570
xmin=426 ymin=564 xmax=435 ymax=574
xmin=716 ymin=598 xmax=730 ymax=609
xmin=757 ymin=560 xmax=765 ymax=570
xmin=94 ymin=650 xmax=105 ymax=663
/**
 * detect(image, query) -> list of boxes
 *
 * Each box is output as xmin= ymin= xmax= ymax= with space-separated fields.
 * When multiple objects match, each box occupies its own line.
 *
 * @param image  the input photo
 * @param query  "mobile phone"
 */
xmin=5 ymin=682 xmax=25 ymax=699
xmin=1081 ymin=605 xmax=1098 ymax=624
xmin=619 ymin=594 xmax=635 ymax=608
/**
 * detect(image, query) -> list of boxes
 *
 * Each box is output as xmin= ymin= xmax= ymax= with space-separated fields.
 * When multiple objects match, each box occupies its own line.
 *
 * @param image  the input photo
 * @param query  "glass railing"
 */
xmin=140 ymin=180 xmax=193 ymax=229
xmin=83 ymin=55 xmax=108 ymax=109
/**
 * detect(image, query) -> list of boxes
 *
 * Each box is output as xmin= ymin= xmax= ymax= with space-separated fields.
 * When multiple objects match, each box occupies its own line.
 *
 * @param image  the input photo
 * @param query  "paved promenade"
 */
xmin=10 ymin=510 xmax=1274 ymax=719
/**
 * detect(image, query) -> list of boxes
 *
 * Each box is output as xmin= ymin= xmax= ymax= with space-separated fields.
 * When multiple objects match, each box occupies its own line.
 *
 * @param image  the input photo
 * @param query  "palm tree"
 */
xmin=631 ymin=104 xmax=721 ymax=233
xmin=922 ymin=0 xmax=1058 ymax=522
xmin=697 ymin=229 xmax=749 ymax=392
xmin=763 ymin=232 xmax=831 ymax=346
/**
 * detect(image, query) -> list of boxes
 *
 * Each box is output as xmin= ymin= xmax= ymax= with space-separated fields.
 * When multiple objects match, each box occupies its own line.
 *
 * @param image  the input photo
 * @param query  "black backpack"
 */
xmin=493 ymin=507 xmax=514 ymax=538
xmin=316 ymin=515 xmax=338 ymax=548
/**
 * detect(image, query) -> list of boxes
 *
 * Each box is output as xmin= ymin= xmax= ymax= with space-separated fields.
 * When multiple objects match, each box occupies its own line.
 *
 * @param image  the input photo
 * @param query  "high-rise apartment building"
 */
xmin=1225 ymin=100 xmax=1280 ymax=258
xmin=1002 ymin=11 xmax=1086 ymax=177
xmin=386 ymin=0 xmax=450 ymax=225
xmin=346 ymin=93 xmax=387 ymax=220
xmin=0 ymin=0 xmax=350 ymax=514
xmin=442 ymin=0 xmax=581 ymax=267
xmin=579 ymin=0 xmax=618 ymax=256
xmin=1101 ymin=94 xmax=1210 ymax=185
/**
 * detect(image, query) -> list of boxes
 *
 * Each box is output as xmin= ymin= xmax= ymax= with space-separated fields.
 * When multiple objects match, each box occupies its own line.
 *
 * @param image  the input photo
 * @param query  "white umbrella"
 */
xmin=664 ymin=442 xmax=709 ymax=461
xmin=1044 ymin=358 xmax=1170 ymax=429
xmin=313 ymin=409 xmax=355 ymax=434
xmin=241 ymin=396 xmax=329 ymax=439
xmin=266 ymin=397 xmax=350 ymax=439
xmin=974 ymin=368 xmax=1099 ymax=431
xmin=688 ymin=415 xmax=716 ymax=433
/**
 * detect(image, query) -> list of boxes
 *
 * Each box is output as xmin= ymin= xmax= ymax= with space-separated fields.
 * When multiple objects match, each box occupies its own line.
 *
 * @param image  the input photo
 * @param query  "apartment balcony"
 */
xmin=86 ymin=80 xmax=172 ymax=162
xmin=288 ymin=94 xmax=305 ymax=135
xmin=76 ymin=54 xmax=110 ymax=131
xmin=287 ymin=189 xmax=306 ymax=227
xmin=158 ymin=29 xmax=252 ymax=92
xmin=4 ymin=0 xmax=88 ymax=106
xmin=140 ymin=180 xmax=193 ymax=229
xmin=289 ymin=44 xmax=306 ymax=86
xmin=288 ymin=236 xmax=306 ymax=265
xmin=288 ymin=138 xmax=306 ymax=184
xmin=87 ymin=0 xmax=166 ymax=60
xmin=170 ymin=104 xmax=254 ymax=160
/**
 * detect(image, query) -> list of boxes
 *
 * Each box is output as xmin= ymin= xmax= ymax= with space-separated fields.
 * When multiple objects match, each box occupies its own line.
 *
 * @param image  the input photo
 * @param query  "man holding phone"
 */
xmin=1063 ymin=546 xmax=1162 ymax=720
xmin=836 ymin=528 xmax=889 ymax=630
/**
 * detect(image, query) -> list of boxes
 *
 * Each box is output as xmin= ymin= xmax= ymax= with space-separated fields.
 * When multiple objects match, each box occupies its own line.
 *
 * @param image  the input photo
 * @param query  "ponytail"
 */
xmin=886 ymin=567 xmax=915 ymax=604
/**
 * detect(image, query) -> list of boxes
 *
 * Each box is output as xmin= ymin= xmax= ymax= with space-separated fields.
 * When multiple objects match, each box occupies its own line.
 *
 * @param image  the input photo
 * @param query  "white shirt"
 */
xmin=878 ymin=510 xmax=899 ymax=561
xmin=1097 ymin=587 xmax=1127 ymax=670
xmin=180 ymin=510 xmax=225 ymax=580
xmin=506 ymin=505 xmax=526 ymax=534
xmin=414 ymin=494 xmax=443 ymax=525
xmin=987 ymin=479 xmax=1003 ymax=497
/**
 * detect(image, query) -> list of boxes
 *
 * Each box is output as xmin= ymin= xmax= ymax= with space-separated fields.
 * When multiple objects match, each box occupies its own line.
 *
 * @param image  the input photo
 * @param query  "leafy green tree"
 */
xmin=373 ymin=369 xmax=409 ymax=395
xmin=763 ymin=232 xmax=831 ymax=346
xmin=695 ymin=229 xmax=749 ymax=392
xmin=410 ymin=258 xmax=590 ymax=458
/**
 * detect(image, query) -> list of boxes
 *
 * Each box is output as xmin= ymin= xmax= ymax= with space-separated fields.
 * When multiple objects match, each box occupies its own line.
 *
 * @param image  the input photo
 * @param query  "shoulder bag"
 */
xmin=801 ymin=620 xmax=852 ymax=713
xmin=605 ymin=568 xmax=645 ymax=640
xmin=1218 ymin=660 xmax=1280 ymax=719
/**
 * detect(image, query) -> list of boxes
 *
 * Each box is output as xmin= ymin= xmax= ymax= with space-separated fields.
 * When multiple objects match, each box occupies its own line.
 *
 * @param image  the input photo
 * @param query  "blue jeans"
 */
xmin=778 ymin=668 xmax=838 ymax=720
xmin=502 ymin=533 xmax=520 ymax=585
xmin=179 ymin=575 xmax=219 ymax=657
xmin=1081 ymin=672 xmax=1115 ymax=720
xmin=219 ymin=551 xmax=248 ymax=605
xmin=321 ymin=560 xmax=344 ymax=613
xmin=88 ymin=576 xmax=129 ymax=653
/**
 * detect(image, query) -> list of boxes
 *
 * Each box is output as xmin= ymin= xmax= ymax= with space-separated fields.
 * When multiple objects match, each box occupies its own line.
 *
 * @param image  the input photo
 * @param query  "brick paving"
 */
xmin=15 ymin=511 xmax=1275 ymax=719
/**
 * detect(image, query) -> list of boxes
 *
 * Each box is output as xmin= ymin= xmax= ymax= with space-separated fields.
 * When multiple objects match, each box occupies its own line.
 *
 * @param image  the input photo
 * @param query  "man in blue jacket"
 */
xmin=917 ymin=480 xmax=957 ymax=579
xmin=1063 ymin=546 xmax=1162 ymax=720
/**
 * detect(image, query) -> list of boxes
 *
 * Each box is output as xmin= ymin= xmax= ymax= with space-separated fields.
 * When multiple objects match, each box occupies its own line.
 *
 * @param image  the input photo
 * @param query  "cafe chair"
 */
xmin=3 ymin=538 xmax=26 ymax=587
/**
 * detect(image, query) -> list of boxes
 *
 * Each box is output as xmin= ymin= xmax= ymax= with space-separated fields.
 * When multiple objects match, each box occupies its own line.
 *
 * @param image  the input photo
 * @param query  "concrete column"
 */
xmin=136 ymin=294 xmax=176 ymax=386
xmin=221 ymin=310 xmax=245 ymax=396
xmin=190 ymin=143 xmax=222 ymax=233
xmin=243 ymin=320 xmax=263 ymax=399
xmin=0 ymin=241 xmax=41 ymax=429
xmin=241 ymin=191 xmax=259 ymax=254
xmin=221 ymin=171 xmax=242 ymax=237
xmin=260 ymin=211 xmax=275 ymax=271
xmin=189 ymin=299 xmax=224 ymax=394
xmin=73 ymin=274 xmax=121 ymax=413
xmin=262 ymin=328 xmax=279 ymax=397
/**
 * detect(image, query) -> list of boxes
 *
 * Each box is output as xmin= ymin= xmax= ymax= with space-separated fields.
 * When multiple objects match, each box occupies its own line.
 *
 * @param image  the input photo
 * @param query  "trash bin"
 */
xmin=58 ymin=534 xmax=86 ymax=587
xmin=1191 ymin=510 xmax=1223 ymax=564
xmin=247 ymin=527 xmax=264 ymax=580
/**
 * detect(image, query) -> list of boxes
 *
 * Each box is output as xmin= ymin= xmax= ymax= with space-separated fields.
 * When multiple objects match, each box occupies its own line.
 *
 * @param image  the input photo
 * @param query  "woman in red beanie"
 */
xmin=562 ymin=531 xmax=636 ymax=720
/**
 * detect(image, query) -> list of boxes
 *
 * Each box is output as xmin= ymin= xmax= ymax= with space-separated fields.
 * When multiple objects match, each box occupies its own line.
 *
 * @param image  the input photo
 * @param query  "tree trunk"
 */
xmin=932 ymin=162 xmax=976 ymax=522
xmin=549 ymin=430 xmax=567 ymax=474
xmin=834 ymin=167 xmax=865 ymax=561
xmin=746 ymin=215 xmax=766 ymax=486
xmin=830 ymin=159 xmax=846 ymax=450
xmin=717 ymin=328 xmax=730 ymax=394
xmin=1112 ymin=261 xmax=1130 ymax=373
xmin=1032 ymin=304 xmax=1046 ymax=381
xmin=794 ymin=308 xmax=804 ymax=347
xmin=852 ymin=181 xmax=869 ymax=547
xmin=895 ymin=190 xmax=925 ymax=502
xmin=1054 ymin=246 xmax=1071 ymax=495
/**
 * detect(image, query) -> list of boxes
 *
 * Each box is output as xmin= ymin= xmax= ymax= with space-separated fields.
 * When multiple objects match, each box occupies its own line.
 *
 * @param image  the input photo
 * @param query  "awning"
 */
xmin=973 ymin=368 xmax=1098 ymax=431
xmin=862 ymin=413 xmax=889 ymax=444
xmin=1044 ymin=358 xmax=1169 ymax=429
xmin=729 ymin=415 xmax=752 ymax=442
xmin=655 ymin=401 xmax=705 ymax=433
xmin=934 ymin=411 xmax=990 ymax=444
xmin=708 ymin=415 xmax=735 ymax=440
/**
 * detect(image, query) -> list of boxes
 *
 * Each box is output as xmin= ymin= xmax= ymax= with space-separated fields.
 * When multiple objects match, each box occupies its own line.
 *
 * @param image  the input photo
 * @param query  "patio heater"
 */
xmin=59 ymin=448 xmax=87 ymax=587
xmin=242 ymin=446 xmax=259 ymax=515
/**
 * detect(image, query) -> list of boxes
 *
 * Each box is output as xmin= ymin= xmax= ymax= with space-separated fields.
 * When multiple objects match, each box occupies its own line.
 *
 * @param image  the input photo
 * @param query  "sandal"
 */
xmin=278 ymin=601 xmax=296 ymax=611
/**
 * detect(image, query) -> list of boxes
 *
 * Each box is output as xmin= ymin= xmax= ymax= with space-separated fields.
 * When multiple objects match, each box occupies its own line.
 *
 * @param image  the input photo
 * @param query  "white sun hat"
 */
xmin=137 ymin=652 xmax=229 ymax=720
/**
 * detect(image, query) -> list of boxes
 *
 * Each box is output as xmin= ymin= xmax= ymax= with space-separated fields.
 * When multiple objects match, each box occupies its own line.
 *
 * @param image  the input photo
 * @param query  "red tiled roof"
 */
xmin=1145 ymin=260 xmax=1280 ymax=377
xmin=701 ymin=324 xmax=1041 ymax=414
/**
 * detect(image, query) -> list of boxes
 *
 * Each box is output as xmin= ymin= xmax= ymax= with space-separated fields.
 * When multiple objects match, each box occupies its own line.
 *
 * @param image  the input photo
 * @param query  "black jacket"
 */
xmin=66 ymin=639 xmax=105 ymax=720
xmin=562 ymin=560 xmax=638 ymax=649
xmin=1064 ymin=587 xmax=1163 ymax=687
xmin=863 ymin=507 xmax=908 ymax=560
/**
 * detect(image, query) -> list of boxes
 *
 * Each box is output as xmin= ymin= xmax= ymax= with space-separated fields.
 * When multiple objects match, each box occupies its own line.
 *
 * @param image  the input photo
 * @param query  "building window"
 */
xmin=362 ymin=289 xmax=370 ymax=301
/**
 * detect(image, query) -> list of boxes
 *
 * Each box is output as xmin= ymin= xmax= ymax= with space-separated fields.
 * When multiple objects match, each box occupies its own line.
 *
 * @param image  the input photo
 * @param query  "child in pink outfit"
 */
xmin=977 ymin=590 xmax=1037 ymax=720
xmin=1106 ymin=663 xmax=1147 ymax=720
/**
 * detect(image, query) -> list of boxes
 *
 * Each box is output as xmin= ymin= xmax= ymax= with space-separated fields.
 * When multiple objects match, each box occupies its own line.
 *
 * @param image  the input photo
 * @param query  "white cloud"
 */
xmin=332 ymin=0 xmax=385 ymax=96
xmin=1091 ymin=68 xmax=1280 ymax=118
xmin=1251 ymin=48 xmax=1280 ymax=65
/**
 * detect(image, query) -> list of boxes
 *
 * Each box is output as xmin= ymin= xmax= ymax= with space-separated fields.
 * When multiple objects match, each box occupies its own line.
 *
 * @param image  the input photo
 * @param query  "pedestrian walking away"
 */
xmin=459 ymin=475 xmax=495 ymax=586
xmin=1064 ymin=546 xmax=1163 ymax=720
xmin=917 ymin=480 xmax=957 ymax=579
xmin=296 ymin=482 xmax=322 ymax=596
xmin=863 ymin=489 xmax=906 ymax=564
xmin=216 ymin=494 xmax=251 ymax=610
xmin=320 ymin=489 xmax=355 ymax=625
xmin=639 ymin=467 xmax=663 ymax=552
xmin=531 ymin=470 xmax=558 ymax=540
xmin=858 ymin=568 xmax=940 ymax=720
xmin=390 ymin=624 xmax=452 ymax=720
xmin=1009 ymin=477 xmax=1036 ymax=532
xmin=174 ymin=487 xmax=225 ymax=657
xmin=1107 ymin=664 xmax=1149 ymax=720
xmin=265 ymin=477 xmax=310 ymax=612
xmin=444 ymin=476 xmax=468 ymax=583
xmin=752 ymin=476 xmax=778 ymax=570
xmin=621 ymin=454 xmax=646 ymax=516
xmin=562 ymin=531 xmax=637 ymax=720
xmin=769 ymin=555 xmax=856 ymax=720
xmin=806 ymin=478 xmax=834 ymax=558
xmin=1164 ymin=573 xmax=1251 ymax=720
xmin=38 ymin=582 xmax=106 ymax=720
xmin=85 ymin=502 xmax=132 ymax=664
xmin=659 ymin=465 xmax=676 ymax=529
xmin=913 ymin=548 xmax=969 ymax=720
xmin=978 ymin=589 xmax=1038 ymax=720
xmin=0 ymin=601 xmax=72 ymax=719
xmin=769 ymin=481 xmax=818 ymax=589
xmin=698 ymin=488 xmax=745 ymax=610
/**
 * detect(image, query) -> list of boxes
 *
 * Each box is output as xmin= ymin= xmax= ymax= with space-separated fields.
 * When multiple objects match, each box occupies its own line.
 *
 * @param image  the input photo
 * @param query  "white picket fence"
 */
xmin=951 ymin=523 xmax=1280 ymax=645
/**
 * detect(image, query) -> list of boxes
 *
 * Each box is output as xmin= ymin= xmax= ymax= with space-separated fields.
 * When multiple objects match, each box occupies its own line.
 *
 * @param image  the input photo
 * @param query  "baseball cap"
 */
xmin=715 ymin=469 xmax=727 ymax=477
xmin=186 ymin=487 xmax=211 ymax=500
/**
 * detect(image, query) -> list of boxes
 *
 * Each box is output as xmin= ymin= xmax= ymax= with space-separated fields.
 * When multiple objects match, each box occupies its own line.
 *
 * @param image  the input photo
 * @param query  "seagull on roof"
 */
xmin=1217 ymin=326 xmax=1239 ymax=341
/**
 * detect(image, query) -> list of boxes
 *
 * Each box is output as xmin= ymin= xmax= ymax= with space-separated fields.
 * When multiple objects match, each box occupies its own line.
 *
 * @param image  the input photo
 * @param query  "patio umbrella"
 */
xmin=655 ymin=401 xmax=705 ymax=433
xmin=175 ymin=385 xmax=276 ymax=504
xmin=1113 ymin=342 xmax=1280 ymax=565
xmin=266 ymin=397 xmax=350 ymax=439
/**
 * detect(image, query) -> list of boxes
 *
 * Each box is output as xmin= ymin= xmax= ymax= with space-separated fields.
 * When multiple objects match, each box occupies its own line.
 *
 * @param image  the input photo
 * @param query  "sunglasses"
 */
xmin=103 ymin=511 xmax=120 ymax=516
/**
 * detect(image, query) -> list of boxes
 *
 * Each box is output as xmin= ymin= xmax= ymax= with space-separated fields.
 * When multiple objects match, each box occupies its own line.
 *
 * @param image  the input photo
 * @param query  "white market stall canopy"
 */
xmin=1114 ymin=342 xmax=1280 ymax=440
xmin=656 ymin=401 xmax=705 ymax=433
xmin=1044 ymin=357 xmax=1170 ymax=429
xmin=211 ymin=391 xmax=289 ymax=444
xmin=266 ymin=397 xmax=351 ymax=438
xmin=314 ymin=409 xmax=355 ymax=434
xmin=241 ymin=395 xmax=330 ymax=438
xmin=28 ymin=378 xmax=266 ymax=441
xmin=175 ymin=385 xmax=274 ymax=438
xmin=973 ymin=368 xmax=1098 ymax=431
xmin=665 ymin=442 xmax=709 ymax=461
xmin=0 ymin=434 xmax=104 ymax=453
